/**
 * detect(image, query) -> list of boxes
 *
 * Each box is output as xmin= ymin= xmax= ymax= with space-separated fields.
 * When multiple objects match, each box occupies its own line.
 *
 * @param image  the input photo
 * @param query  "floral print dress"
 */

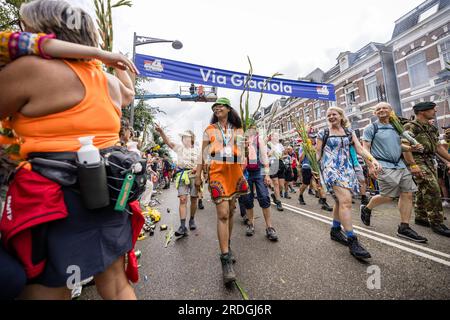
xmin=318 ymin=128 xmax=359 ymax=194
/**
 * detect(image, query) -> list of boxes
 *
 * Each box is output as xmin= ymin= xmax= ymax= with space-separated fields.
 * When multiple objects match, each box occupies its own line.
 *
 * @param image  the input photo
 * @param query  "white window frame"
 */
xmin=364 ymin=74 xmax=378 ymax=102
xmin=406 ymin=51 xmax=429 ymax=89
xmin=438 ymin=37 xmax=450 ymax=70
xmin=313 ymin=102 xmax=322 ymax=120
xmin=304 ymin=107 xmax=311 ymax=123
xmin=344 ymin=85 xmax=357 ymax=106
xmin=418 ymin=3 xmax=439 ymax=23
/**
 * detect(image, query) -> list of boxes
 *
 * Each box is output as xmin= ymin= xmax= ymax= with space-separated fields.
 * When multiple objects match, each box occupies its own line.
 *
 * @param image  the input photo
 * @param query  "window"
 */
xmin=407 ymin=52 xmax=429 ymax=88
xmin=314 ymin=102 xmax=321 ymax=120
xmin=344 ymin=85 xmax=356 ymax=106
xmin=418 ymin=4 xmax=438 ymax=23
xmin=364 ymin=75 xmax=378 ymax=102
xmin=304 ymin=107 xmax=311 ymax=123
xmin=329 ymin=101 xmax=337 ymax=108
xmin=440 ymin=39 xmax=450 ymax=67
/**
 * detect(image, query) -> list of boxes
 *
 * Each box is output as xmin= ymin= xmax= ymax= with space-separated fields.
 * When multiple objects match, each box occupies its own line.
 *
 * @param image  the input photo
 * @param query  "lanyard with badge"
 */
xmin=218 ymin=122 xmax=233 ymax=158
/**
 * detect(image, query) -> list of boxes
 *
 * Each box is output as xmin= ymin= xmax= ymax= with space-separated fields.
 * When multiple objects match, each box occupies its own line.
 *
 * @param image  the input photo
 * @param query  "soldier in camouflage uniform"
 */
xmin=404 ymin=102 xmax=450 ymax=237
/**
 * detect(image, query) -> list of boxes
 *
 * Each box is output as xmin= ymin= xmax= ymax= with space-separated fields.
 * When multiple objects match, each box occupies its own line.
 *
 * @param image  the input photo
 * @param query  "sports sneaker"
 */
xmin=330 ymin=227 xmax=348 ymax=246
xmin=397 ymin=225 xmax=428 ymax=243
xmin=266 ymin=227 xmax=278 ymax=241
xmin=246 ymin=224 xmax=255 ymax=236
xmin=319 ymin=198 xmax=333 ymax=212
xmin=348 ymin=236 xmax=371 ymax=260
xmin=284 ymin=192 xmax=291 ymax=199
xmin=360 ymin=205 xmax=372 ymax=226
xmin=220 ymin=253 xmax=236 ymax=284
xmin=431 ymin=223 xmax=450 ymax=237
xmin=270 ymin=193 xmax=278 ymax=204
xmin=308 ymin=189 xmax=314 ymax=195
xmin=198 ymin=199 xmax=204 ymax=210
xmin=189 ymin=219 xmax=197 ymax=230
xmin=361 ymin=196 xmax=369 ymax=206
xmin=174 ymin=225 xmax=188 ymax=237
xmin=298 ymin=195 xmax=306 ymax=205
xmin=276 ymin=201 xmax=284 ymax=211
xmin=414 ymin=218 xmax=430 ymax=227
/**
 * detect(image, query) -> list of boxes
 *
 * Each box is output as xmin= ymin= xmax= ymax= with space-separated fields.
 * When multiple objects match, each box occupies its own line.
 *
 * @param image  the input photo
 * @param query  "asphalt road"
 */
xmin=82 ymin=185 xmax=450 ymax=300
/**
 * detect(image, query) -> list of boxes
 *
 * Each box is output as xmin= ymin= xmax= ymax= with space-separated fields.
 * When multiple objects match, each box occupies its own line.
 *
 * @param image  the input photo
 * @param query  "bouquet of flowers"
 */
xmin=290 ymin=115 xmax=320 ymax=175
xmin=389 ymin=111 xmax=419 ymax=146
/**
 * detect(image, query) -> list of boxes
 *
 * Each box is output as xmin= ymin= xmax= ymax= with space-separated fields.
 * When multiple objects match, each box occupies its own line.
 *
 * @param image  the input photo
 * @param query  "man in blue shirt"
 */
xmin=361 ymin=102 xmax=427 ymax=243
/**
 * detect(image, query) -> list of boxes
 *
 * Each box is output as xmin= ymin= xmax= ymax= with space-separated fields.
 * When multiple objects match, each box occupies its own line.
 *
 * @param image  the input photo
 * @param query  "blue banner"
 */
xmin=135 ymin=54 xmax=336 ymax=101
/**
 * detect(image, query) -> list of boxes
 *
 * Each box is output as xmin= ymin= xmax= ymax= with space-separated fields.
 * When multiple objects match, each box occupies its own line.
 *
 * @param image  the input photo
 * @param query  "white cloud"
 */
xmin=69 ymin=0 xmax=424 ymax=141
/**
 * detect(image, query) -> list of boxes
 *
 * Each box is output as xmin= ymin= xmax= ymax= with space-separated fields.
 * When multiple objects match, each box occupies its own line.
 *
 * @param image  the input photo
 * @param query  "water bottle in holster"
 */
xmin=76 ymin=136 xmax=110 ymax=210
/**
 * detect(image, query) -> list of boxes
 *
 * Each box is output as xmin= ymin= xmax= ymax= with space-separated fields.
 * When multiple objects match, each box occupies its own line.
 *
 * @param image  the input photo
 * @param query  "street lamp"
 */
xmin=130 ymin=32 xmax=183 ymax=128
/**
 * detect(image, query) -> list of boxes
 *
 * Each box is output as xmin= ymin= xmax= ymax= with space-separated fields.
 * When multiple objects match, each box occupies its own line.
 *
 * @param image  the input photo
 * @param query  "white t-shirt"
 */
xmin=268 ymin=142 xmax=284 ymax=161
xmin=173 ymin=143 xmax=198 ymax=170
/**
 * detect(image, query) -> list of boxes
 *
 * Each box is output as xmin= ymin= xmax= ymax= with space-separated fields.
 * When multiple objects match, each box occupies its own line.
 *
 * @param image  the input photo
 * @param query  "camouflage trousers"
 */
xmin=413 ymin=164 xmax=443 ymax=225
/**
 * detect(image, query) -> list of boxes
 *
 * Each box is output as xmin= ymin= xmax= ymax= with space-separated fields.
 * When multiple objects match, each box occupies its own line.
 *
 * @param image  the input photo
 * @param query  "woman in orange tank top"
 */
xmin=0 ymin=0 xmax=136 ymax=300
xmin=195 ymin=97 xmax=249 ymax=285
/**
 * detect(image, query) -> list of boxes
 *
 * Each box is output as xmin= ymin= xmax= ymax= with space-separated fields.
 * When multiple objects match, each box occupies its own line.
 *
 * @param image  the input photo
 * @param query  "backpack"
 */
xmin=102 ymin=146 xmax=147 ymax=203
xmin=246 ymin=134 xmax=261 ymax=171
xmin=369 ymin=122 xmax=402 ymax=165
xmin=321 ymin=127 xmax=353 ymax=155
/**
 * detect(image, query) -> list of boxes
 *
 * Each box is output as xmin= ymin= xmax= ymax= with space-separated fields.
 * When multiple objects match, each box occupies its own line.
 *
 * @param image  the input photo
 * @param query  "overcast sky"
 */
xmin=70 ymin=0 xmax=424 ymax=144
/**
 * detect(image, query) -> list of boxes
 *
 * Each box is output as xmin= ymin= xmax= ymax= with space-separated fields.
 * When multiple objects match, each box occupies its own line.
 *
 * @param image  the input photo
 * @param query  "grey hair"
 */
xmin=20 ymin=0 xmax=98 ymax=47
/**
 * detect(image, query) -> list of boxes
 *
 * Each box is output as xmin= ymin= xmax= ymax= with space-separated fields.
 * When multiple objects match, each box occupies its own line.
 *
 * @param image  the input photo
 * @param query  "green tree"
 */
xmin=0 ymin=0 xmax=26 ymax=30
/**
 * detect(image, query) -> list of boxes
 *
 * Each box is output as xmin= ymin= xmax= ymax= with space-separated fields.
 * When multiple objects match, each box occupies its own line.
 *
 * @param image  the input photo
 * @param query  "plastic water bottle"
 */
xmin=77 ymin=136 xmax=101 ymax=164
xmin=76 ymin=136 xmax=110 ymax=210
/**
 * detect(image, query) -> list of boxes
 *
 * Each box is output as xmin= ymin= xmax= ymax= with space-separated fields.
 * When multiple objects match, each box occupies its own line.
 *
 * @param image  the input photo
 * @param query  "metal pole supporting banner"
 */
xmin=130 ymin=32 xmax=137 ymax=128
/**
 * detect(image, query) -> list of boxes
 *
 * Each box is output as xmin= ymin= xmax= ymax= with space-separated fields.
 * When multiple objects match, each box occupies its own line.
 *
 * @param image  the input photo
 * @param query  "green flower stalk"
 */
xmin=290 ymin=115 xmax=320 ymax=175
xmin=389 ymin=111 xmax=419 ymax=145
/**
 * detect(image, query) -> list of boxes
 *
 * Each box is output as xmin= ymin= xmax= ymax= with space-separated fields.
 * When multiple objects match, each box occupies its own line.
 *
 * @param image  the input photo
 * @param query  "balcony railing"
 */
xmin=344 ymin=103 xmax=359 ymax=117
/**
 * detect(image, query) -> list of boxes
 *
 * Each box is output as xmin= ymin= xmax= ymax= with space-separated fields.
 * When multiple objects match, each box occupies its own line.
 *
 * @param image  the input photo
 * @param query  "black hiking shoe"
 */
xmin=266 ymin=227 xmax=279 ymax=241
xmin=271 ymin=193 xmax=278 ymax=204
xmin=298 ymin=195 xmax=306 ymax=205
xmin=246 ymin=224 xmax=255 ymax=237
xmin=319 ymin=198 xmax=333 ymax=212
xmin=189 ymin=219 xmax=197 ymax=230
xmin=174 ymin=226 xmax=188 ymax=237
xmin=360 ymin=205 xmax=372 ymax=226
xmin=198 ymin=199 xmax=204 ymax=210
xmin=397 ymin=225 xmax=428 ymax=243
xmin=228 ymin=247 xmax=237 ymax=264
xmin=220 ymin=253 xmax=236 ymax=284
xmin=330 ymin=227 xmax=348 ymax=246
xmin=431 ymin=223 xmax=450 ymax=237
xmin=361 ymin=196 xmax=369 ymax=206
xmin=348 ymin=236 xmax=371 ymax=260
xmin=415 ymin=218 xmax=430 ymax=227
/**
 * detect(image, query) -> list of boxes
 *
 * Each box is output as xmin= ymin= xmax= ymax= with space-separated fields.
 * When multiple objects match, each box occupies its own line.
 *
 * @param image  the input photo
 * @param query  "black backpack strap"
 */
xmin=344 ymin=127 xmax=353 ymax=145
xmin=320 ymin=128 xmax=330 ymax=155
xmin=371 ymin=122 xmax=378 ymax=144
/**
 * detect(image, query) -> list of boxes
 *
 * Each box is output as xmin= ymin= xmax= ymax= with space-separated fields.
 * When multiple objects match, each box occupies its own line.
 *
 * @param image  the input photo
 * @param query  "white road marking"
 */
xmin=275 ymin=202 xmax=450 ymax=267
xmin=281 ymin=202 xmax=450 ymax=259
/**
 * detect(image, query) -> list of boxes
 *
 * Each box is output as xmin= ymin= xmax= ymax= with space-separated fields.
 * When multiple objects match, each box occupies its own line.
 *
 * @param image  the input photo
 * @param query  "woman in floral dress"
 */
xmin=316 ymin=107 xmax=380 ymax=260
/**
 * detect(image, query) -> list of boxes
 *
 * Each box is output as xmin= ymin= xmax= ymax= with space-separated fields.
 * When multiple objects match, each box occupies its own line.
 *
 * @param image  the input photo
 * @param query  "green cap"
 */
xmin=212 ymin=97 xmax=232 ymax=109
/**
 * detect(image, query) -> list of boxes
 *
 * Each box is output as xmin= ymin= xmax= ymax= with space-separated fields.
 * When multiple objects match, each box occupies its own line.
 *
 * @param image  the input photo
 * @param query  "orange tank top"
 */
xmin=11 ymin=60 xmax=121 ymax=158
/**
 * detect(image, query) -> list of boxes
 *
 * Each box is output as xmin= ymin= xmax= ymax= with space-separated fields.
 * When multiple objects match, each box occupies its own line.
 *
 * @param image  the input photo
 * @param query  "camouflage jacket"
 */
xmin=404 ymin=120 xmax=439 ymax=166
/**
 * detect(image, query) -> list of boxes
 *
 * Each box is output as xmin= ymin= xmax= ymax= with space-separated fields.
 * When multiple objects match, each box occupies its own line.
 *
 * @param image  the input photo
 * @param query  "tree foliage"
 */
xmin=0 ymin=0 xmax=26 ymax=30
